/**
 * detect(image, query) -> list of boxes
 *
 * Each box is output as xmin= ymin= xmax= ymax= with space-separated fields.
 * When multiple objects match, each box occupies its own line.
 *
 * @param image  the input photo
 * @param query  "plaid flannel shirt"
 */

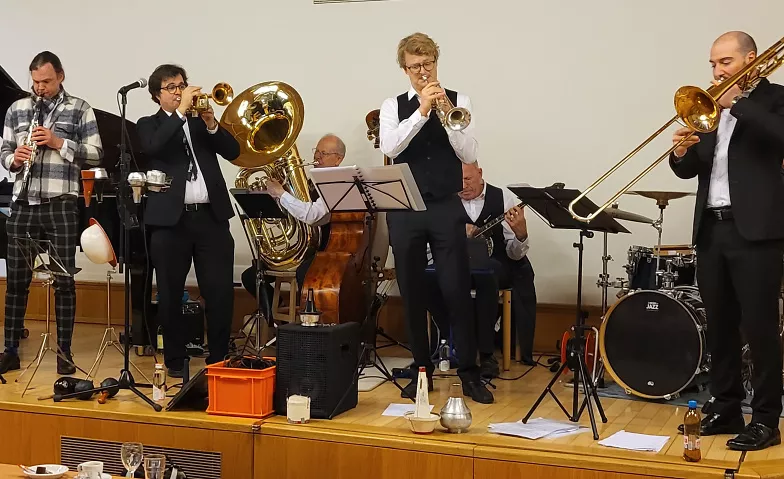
xmin=0 ymin=89 xmax=103 ymax=204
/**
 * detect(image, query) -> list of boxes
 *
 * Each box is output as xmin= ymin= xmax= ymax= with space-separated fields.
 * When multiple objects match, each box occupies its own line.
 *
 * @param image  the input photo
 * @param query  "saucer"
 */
xmin=22 ymin=465 xmax=68 ymax=479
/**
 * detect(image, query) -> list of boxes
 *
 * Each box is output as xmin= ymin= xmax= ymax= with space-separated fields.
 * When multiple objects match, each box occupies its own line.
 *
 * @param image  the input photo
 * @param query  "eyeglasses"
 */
xmin=161 ymin=83 xmax=187 ymax=94
xmin=405 ymin=60 xmax=435 ymax=74
xmin=312 ymin=149 xmax=340 ymax=159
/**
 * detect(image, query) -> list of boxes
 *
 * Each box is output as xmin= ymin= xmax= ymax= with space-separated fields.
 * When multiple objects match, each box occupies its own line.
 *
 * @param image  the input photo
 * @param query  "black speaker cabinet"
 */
xmin=274 ymin=322 xmax=360 ymax=419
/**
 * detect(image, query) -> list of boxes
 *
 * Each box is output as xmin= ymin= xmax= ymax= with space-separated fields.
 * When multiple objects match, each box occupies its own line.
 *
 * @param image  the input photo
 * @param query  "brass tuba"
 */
xmin=220 ymin=81 xmax=320 ymax=271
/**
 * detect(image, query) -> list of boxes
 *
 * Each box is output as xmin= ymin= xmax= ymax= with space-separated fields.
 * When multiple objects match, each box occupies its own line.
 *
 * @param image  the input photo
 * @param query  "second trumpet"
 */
xmin=189 ymin=82 xmax=234 ymax=115
xmin=422 ymin=75 xmax=471 ymax=131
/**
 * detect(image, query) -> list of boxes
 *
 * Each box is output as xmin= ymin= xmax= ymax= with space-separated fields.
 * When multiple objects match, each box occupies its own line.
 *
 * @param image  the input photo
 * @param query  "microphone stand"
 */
xmin=115 ymin=88 xmax=162 ymax=412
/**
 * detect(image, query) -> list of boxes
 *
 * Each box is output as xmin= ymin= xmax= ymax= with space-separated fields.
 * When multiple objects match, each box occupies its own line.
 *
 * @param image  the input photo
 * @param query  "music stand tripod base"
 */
xmin=12 ymin=236 xmax=87 ymax=397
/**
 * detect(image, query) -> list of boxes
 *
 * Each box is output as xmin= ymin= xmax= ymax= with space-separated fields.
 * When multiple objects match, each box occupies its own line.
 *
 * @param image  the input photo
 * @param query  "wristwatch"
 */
xmin=731 ymin=90 xmax=751 ymax=106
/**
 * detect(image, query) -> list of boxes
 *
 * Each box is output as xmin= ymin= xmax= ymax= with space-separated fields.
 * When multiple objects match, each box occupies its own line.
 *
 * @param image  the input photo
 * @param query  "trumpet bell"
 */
xmin=219 ymin=81 xmax=304 ymax=168
xmin=445 ymin=107 xmax=471 ymax=131
xmin=191 ymin=82 xmax=234 ymax=113
xmin=674 ymin=85 xmax=721 ymax=133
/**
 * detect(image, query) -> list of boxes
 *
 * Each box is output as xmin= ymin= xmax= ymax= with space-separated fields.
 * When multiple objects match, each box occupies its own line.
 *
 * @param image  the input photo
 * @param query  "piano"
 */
xmin=1 ymin=64 xmax=156 ymax=352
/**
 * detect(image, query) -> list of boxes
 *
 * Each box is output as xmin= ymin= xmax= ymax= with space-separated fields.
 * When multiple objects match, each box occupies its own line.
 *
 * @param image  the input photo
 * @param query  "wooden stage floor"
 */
xmin=1 ymin=322 xmax=783 ymax=478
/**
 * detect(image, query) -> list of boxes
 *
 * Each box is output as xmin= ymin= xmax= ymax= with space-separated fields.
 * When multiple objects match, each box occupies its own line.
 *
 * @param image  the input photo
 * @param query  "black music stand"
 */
xmin=510 ymin=186 xmax=628 ymax=440
xmin=13 ymin=234 xmax=84 ymax=397
xmin=231 ymin=189 xmax=287 ymax=356
xmin=308 ymin=164 xmax=426 ymax=413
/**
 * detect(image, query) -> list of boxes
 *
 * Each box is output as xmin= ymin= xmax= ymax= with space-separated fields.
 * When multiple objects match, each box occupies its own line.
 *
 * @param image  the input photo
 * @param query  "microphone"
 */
xmin=118 ymin=78 xmax=148 ymax=94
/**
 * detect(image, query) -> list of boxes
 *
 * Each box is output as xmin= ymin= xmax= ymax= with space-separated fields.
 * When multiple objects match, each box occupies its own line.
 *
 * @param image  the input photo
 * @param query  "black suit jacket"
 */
xmin=136 ymin=109 xmax=240 ymax=226
xmin=669 ymin=78 xmax=784 ymax=244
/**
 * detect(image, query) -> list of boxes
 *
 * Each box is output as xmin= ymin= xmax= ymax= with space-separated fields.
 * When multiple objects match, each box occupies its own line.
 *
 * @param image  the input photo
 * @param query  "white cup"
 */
xmin=77 ymin=461 xmax=103 ymax=479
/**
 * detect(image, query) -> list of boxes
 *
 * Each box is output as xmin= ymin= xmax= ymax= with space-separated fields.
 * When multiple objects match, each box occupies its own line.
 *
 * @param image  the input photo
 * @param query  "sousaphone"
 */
xmin=220 ymin=81 xmax=320 ymax=271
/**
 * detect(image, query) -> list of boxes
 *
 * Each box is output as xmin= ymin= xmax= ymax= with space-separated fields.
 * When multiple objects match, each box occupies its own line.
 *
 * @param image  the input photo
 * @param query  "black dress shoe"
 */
xmin=677 ymin=412 xmax=745 ymax=436
xmin=462 ymin=380 xmax=494 ymax=404
xmin=57 ymin=352 xmax=76 ymax=375
xmin=480 ymin=356 xmax=500 ymax=379
xmin=727 ymin=423 xmax=782 ymax=451
xmin=0 ymin=351 xmax=20 ymax=374
xmin=167 ymin=367 xmax=184 ymax=379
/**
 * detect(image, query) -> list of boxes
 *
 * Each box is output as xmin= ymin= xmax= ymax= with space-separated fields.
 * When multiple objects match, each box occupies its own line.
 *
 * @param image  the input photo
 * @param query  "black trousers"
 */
xmin=150 ymin=205 xmax=234 ymax=369
xmin=428 ymin=256 xmax=537 ymax=361
xmin=387 ymin=196 xmax=479 ymax=381
xmin=696 ymin=214 xmax=783 ymax=428
xmin=4 ymin=196 xmax=79 ymax=351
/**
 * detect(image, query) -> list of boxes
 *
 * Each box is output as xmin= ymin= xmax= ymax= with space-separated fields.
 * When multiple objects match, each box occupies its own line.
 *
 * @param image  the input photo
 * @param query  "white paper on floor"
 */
xmin=598 ymin=430 xmax=671 ymax=452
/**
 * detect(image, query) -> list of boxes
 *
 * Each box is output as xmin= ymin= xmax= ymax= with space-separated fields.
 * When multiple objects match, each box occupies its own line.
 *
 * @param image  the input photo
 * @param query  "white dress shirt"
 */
xmin=165 ymin=110 xmax=219 ymax=204
xmin=378 ymin=86 xmax=477 ymax=164
xmin=462 ymin=182 xmax=530 ymax=261
xmin=707 ymin=109 xmax=736 ymax=207
xmin=279 ymin=192 xmax=331 ymax=226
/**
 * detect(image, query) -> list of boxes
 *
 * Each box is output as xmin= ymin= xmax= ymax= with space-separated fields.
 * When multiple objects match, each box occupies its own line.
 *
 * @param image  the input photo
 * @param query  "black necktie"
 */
xmin=182 ymin=134 xmax=198 ymax=181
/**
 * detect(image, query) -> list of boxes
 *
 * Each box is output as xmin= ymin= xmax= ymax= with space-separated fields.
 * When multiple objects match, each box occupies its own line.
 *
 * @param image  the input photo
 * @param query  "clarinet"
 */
xmin=19 ymin=97 xmax=44 ymax=198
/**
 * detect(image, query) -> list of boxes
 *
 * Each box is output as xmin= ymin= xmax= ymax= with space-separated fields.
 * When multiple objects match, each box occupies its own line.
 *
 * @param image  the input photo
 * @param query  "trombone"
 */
xmin=568 ymin=37 xmax=784 ymax=223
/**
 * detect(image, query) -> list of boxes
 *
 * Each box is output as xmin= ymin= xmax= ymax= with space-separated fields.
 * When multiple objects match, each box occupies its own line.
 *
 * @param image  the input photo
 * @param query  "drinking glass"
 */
xmin=143 ymin=454 xmax=166 ymax=479
xmin=120 ymin=442 xmax=143 ymax=478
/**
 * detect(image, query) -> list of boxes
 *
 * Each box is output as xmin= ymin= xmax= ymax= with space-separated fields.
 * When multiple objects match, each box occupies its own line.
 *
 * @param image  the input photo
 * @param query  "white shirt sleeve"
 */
xmin=378 ymin=96 xmax=428 ymax=159
xmin=445 ymin=94 xmax=478 ymax=164
xmin=501 ymin=186 xmax=529 ymax=261
xmin=279 ymin=193 xmax=331 ymax=226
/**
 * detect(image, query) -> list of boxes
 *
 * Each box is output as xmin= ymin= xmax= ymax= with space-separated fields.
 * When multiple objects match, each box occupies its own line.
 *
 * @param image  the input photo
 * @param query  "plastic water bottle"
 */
xmin=683 ymin=400 xmax=701 ymax=462
xmin=152 ymin=363 xmax=167 ymax=402
xmin=438 ymin=339 xmax=450 ymax=372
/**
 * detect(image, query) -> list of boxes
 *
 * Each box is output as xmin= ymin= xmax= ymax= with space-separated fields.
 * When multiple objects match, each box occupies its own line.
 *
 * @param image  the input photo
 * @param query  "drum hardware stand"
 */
xmin=86 ymin=269 xmax=151 ymax=383
xmin=14 ymin=235 xmax=87 ymax=397
xmin=509 ymin=186 xmax=625 ymax=441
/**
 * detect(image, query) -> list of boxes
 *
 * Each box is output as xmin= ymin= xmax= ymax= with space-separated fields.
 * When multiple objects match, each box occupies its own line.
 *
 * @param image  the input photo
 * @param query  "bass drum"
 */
xmin=600 ymin=286 xmax=708 ymax=399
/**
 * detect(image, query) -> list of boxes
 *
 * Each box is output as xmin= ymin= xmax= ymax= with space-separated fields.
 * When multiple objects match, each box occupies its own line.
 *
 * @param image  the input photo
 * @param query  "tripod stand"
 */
xmin=509 ymin=186 xmax=628 ymax=440
xmin=14 ymin=235 xmax=86 ymax=397
xmin=111 ymin=87 xmax=163 ymax=412
xmin=309 ymin=163 xmax=425 ymax=407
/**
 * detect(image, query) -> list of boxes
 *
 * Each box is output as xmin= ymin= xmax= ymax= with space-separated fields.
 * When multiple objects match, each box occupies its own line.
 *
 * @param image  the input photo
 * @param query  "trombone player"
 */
xmin=671 ymin=31 xmax=784 ymax=451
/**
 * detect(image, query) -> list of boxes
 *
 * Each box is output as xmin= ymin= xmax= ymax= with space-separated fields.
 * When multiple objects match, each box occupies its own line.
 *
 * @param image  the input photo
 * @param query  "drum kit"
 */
xmin=590 ymin=190 xmax=723 ymax=401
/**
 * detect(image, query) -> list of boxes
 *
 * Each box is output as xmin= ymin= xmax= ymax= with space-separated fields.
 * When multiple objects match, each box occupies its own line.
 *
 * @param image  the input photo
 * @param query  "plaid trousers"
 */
xmin=4 ymin=195 xmax=79 ymax=351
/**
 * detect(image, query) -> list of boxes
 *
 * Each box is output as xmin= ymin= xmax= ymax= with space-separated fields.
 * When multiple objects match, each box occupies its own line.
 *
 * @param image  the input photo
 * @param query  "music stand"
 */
xmin=308 ymin=164 xmax=426 ymax=412
xmin=509 ymin=186 xmax=628 ymax=440
xmin=230 ymin=189 xmax=287 ymax=356
xmin=13 ymin=234 xmax=85 ymax=397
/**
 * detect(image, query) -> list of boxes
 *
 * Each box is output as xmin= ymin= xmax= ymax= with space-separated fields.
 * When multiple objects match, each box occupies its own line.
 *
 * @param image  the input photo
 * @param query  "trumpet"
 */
xmin=19 ymin=97 xmax=44 ymax=197
xmin=568 ymin=36 xmax=784 ymax=223
xmin=189 ymin=82 xmax=234 ymax=115
xmin=422 ymin=74 xmax=471 ymax=131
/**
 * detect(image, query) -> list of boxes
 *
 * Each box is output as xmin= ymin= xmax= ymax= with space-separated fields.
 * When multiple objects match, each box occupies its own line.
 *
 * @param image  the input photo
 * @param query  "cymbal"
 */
xmin=625 ymin=190 xmax=696 ymax=206
xmin=606 ymin=206 xmax=655 ymax=224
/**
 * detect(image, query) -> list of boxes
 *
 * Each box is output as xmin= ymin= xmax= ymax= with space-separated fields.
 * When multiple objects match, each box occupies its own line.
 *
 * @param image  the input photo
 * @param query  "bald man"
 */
xmin=671 ymin=31 xmax=784 ymax=451
xmin=241 ymin=134 xmax=345 ymax=307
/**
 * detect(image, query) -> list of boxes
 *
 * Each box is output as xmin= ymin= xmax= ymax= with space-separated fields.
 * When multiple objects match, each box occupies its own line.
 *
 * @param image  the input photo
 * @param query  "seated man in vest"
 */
xmin=428 ymin=161 xmax=537 ymax=377
xmin=240 ymin=133 xmax=345 ymax=311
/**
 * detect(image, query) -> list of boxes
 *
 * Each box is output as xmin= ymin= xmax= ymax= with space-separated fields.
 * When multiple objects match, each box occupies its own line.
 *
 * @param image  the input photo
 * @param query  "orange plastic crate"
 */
xmin=205 ymin=357 xmax=276 ymax=419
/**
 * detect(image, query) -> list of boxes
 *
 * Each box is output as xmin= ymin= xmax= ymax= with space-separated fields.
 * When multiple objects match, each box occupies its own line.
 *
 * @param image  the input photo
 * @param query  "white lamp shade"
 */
xmin=80 ymin=217 xmax=116 ymax=267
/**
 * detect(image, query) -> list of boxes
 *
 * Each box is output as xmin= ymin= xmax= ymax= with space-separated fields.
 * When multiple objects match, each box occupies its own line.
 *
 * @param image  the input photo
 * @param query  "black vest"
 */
xmin=462 ymin=184 xmax=507 ymax=261
xmin=396 ymin=89 xmax=462 ymax=201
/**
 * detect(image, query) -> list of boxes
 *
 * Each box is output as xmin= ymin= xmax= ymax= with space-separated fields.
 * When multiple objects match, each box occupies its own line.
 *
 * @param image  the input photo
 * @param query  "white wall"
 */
xmin=1 ymin=0 xmax=782 ymax=305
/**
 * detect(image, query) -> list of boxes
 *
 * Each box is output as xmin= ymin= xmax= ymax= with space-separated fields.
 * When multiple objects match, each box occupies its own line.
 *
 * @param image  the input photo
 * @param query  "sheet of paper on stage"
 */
xmin=598 ymin=430 xmax=671 ymax=452
xmin=382 ymin=403 xmax=434 ymax=417
xmin=488 ymin=417 xmax=585 ymax=440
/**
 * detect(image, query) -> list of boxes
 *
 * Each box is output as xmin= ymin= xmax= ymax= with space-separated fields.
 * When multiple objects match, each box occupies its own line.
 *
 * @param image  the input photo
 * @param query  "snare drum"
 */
xmin=599 ymin=286 xmax=708 ymax=399
xmin=625 ymin=244 xmax=697 ymax=290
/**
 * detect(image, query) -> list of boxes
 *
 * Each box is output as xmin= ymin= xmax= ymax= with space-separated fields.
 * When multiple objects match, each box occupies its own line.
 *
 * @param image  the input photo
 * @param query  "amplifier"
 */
xmin=274 ymin=322 xmax=360 ymax=419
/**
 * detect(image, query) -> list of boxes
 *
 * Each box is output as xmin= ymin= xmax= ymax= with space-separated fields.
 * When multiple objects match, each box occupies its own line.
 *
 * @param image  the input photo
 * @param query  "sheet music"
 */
xmin=309 ymin=164 xmax=426 ymax=212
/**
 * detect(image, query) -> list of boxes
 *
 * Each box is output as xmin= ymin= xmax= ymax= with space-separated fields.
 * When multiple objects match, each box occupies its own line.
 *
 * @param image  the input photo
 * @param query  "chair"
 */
xmin=268 ymin=270 xmax=298 ymax=323
xmin=424 ymin=265 xmax=516 ymax=371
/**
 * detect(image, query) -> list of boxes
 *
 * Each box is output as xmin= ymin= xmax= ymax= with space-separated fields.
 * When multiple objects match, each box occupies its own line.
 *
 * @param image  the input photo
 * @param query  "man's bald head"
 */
xmin=459 ymin=161 xmax=484 ymax=200
xmin=714 ymin=31 xmax=757 ymax=56
xmin=315 ymin=133 xmax=346 ymax=167
xmin=710 ymin=31 xmax=758 ymax=82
